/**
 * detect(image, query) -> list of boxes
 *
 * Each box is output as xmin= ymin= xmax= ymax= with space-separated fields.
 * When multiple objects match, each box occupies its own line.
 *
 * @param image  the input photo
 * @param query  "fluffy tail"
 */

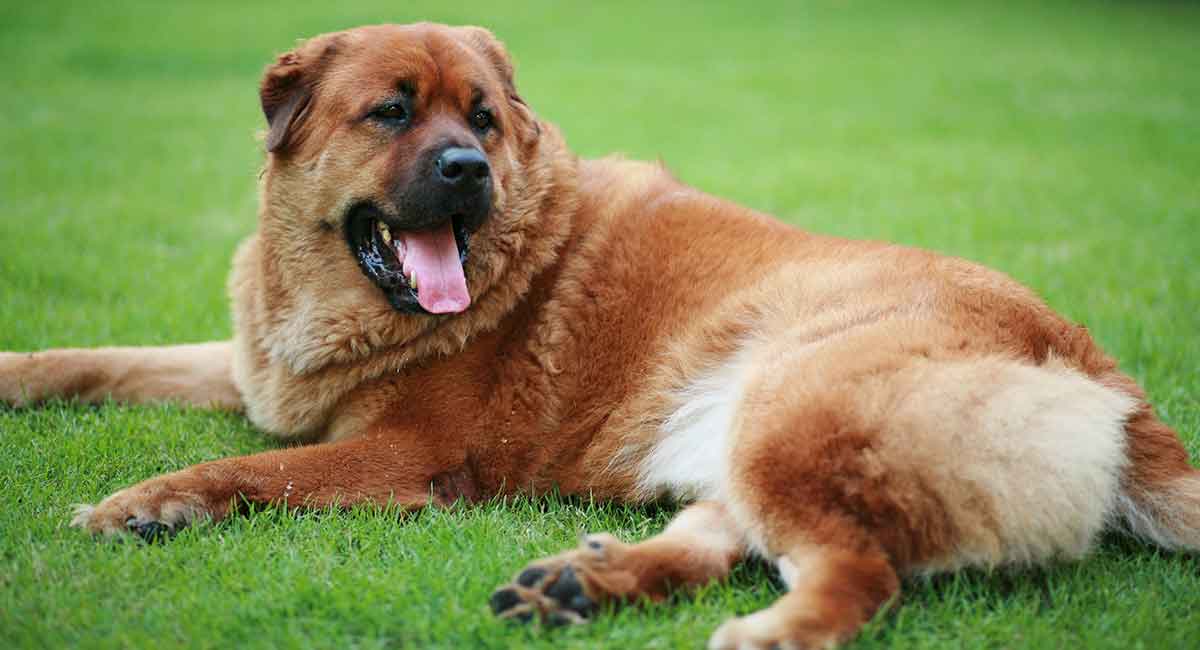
xmin=0 ymin=342 xmax=241 ymax=411
xmin=1116 ymin=407 xmax=1200 ymax=551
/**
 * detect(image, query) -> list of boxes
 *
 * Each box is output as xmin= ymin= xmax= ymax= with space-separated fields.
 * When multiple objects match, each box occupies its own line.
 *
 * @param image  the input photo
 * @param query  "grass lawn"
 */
xmin=2 ymin=1 xmax=1199 ymax=647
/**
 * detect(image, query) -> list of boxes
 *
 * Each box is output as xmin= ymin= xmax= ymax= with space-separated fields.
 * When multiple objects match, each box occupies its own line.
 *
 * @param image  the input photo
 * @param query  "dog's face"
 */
xmin=257 ymin=24 xmax=543 ymax=317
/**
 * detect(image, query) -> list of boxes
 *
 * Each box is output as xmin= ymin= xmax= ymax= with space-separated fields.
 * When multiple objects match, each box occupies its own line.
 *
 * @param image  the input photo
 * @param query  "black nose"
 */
xmin=435 ymin=147 xmax=490 ymax=187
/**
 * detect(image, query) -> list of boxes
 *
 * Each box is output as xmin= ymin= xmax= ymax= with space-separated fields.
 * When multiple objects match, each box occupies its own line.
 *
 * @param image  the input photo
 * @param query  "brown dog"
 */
xmin=1 ymin=23 xmax=1197 ymax=649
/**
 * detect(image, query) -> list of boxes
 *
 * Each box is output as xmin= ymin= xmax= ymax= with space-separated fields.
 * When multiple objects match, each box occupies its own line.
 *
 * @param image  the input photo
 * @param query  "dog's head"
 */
xmin=247 ymin=24 xmax=575 ymax=373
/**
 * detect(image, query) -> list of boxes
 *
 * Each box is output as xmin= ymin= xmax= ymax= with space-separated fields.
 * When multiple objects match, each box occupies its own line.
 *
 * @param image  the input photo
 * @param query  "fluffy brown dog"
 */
xmin=2 ymin=23 xmax=1197 ymax=649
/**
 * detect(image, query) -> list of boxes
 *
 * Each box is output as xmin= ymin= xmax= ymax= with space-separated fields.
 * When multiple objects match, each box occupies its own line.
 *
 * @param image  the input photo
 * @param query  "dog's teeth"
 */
xmin=377 ymin=221 xmax=392 ymax=244
xmin=409 ymin=270 xmax=418 ymax=290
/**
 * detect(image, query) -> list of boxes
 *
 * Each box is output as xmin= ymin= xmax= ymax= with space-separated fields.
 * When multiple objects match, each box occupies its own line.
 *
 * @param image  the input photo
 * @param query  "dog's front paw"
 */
xmin=489 ymin=533 xmax=639 ymax=625
xmin=71 ymin=475 xmax=213 ymax=541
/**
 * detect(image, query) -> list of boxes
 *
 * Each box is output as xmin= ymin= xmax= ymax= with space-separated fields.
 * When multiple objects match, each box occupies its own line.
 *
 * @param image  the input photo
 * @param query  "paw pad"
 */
xmin=491 ymin=563 xmax=597 ymax=625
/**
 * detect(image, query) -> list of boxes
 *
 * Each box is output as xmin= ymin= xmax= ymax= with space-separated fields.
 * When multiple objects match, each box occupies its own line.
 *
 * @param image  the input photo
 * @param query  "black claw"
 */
xmin=489 ymin=588 xmax=522 ymax=615
xmin=138 ymin=522 xmax=169 ymax=541
xmin=545 ymin=611 xmax=575 ymax=627
xmin=516 ymin=566 xmax=547 ymax=587
xmin=127 ymin=519 xmax=171 ymax=543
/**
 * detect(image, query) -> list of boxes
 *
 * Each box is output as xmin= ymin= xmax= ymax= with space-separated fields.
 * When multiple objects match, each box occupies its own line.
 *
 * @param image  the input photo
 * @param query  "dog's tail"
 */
xmin=0 ymin=342 xmax=241 ymax=411
xmin=1116 ymin=404 xmax=1200 ymax=551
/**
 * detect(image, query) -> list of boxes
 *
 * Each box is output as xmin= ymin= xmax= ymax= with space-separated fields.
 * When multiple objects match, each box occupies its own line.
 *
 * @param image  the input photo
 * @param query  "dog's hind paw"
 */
xmin=489 ymin=533 xmax=639 ymax=626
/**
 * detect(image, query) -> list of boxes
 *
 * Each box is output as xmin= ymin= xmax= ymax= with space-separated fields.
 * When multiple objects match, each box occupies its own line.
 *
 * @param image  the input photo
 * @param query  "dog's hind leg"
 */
xmin=705 ymin=390 xmax=915 ymax=650
xmin=706 ymin=322 xmax=1146 ymax=648
xmin=709 ymin=536 xmax=900 ymax=650
xmin=0 ymin=342 xmax=240 ymax=410
xmin=490 ymin=501 xmax=746 ymax=625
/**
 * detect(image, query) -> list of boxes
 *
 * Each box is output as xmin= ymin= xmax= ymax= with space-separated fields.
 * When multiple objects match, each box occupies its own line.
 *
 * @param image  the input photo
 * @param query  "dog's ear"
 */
xmin=260 ymin=35 xmax=340 ymax=155
xmin=458 ymin=27 xmax=540 ymax=143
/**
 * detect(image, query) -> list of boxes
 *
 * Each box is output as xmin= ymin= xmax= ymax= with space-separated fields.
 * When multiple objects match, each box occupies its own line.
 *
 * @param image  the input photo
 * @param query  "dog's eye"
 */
xmin=470 ymin=109 xmax=493 ymax=131
xmin=372 ymin=103 xmax=408 ymax=122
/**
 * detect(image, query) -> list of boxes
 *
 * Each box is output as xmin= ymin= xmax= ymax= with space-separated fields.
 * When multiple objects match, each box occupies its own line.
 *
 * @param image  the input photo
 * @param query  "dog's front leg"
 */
xmin=0 ymin=343 xmax=240 ymax=410
xmin=71 ymin=432 xmax=459 ymax=539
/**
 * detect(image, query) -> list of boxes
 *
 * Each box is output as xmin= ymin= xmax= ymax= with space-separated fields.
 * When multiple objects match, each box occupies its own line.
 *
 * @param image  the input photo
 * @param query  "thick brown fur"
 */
xmin=1 ymin=23 xmax=1197 ymax=649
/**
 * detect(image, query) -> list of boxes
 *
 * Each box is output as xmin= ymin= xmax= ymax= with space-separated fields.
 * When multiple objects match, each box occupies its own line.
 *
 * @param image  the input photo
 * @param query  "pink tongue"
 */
xmin=398 ymin=222 xmax=470 ymax=314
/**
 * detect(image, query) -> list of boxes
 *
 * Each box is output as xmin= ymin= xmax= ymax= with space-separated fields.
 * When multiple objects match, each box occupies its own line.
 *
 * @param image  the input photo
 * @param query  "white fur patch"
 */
xmin=637 ymin=347 xmax=755 ymax=501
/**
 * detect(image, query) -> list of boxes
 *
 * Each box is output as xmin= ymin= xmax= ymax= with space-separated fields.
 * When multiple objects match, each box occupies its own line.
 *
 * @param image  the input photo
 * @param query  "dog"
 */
xmin=2 ymin=23 xmax=1197 ymax=649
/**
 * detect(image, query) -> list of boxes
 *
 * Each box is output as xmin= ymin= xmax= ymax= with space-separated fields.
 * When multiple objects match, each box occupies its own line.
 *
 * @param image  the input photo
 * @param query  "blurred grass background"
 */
xmin=1 ymin=1 xmax=1198 ymax=648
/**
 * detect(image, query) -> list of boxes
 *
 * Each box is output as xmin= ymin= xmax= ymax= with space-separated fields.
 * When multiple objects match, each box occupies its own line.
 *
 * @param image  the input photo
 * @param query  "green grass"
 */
xmin=2 ymin=0 xmax=1199 ymax=647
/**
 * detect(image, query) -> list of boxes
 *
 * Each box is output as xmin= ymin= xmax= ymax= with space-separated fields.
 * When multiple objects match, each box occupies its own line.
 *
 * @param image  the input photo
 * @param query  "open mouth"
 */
xmin=346 ymin=204 xmax=472 ymax=315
